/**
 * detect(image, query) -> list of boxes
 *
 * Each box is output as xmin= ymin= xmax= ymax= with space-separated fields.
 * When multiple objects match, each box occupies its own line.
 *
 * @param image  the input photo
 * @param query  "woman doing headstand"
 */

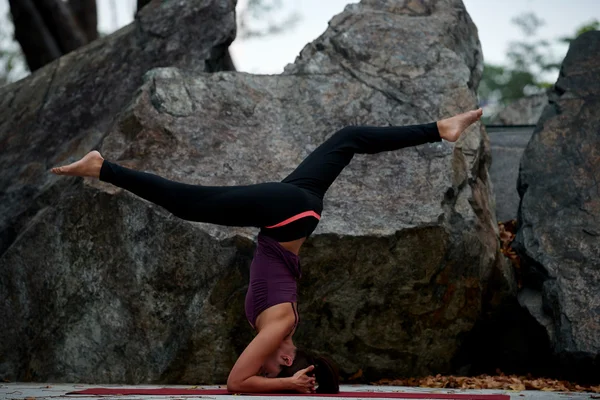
xmin=51 ymin=108 xmax=483 ymax=394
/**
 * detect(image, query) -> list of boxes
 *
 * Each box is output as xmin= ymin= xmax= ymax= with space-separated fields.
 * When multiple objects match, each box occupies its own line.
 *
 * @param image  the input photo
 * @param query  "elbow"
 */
xmin=227 ymin=376 xmax=242 ymax=393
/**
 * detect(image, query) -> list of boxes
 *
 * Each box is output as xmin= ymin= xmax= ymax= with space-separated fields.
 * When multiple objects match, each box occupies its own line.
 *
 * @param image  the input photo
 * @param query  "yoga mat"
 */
xmin=67 ymin=388 xmax=509 ymax=399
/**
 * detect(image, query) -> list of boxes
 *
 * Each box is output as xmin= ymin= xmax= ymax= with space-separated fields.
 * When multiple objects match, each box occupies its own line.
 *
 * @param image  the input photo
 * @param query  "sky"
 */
xmin=229 ymin=0 xmax=598 ymax=75
xmin=0 ymin=0 xmax=598 ymax=81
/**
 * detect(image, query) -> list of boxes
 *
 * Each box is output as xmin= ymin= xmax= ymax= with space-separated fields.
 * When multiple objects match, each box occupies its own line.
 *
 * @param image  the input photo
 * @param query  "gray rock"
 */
xmin=517 ymin=288 xmax=555 ymax=343
xmin=489 ymin=93 xmax=548 ymax=125
xmin=487 ymin=125 xmax=535 ymax=222
xmin=0 ymin=0 xmax=237 ymax=255
xmin=486 ymin=94 xmax=547 ymax=221
xmin=514 ymin=31 xmax=600 ymax=378
xmin=0 ymin=0 xmax=504 ymax=384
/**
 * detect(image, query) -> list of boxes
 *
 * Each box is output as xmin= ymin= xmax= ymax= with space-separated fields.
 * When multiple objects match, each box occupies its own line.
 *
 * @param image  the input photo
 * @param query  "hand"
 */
xmin=288 ymin=365 xmax=316 ymax=393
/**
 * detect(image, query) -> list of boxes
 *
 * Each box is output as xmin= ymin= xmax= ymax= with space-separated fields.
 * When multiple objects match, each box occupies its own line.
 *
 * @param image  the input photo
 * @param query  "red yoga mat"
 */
xmin=67 ymin=388 xmax=509 ymax=399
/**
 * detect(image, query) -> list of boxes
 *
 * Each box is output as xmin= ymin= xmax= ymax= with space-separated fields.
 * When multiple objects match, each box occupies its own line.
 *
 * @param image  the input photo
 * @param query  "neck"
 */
xmin=281 ymin=336 xmax=295 ymax=350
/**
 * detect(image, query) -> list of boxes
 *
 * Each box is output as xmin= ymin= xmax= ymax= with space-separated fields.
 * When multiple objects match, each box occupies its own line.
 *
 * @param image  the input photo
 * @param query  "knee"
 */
xmin=334 ymin=126 xmax=361 ymax=142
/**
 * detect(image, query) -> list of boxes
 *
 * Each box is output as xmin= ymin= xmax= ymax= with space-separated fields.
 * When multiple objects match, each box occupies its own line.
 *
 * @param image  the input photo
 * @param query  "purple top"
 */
xmin=245 ymin=234 xmax=301 ymax=329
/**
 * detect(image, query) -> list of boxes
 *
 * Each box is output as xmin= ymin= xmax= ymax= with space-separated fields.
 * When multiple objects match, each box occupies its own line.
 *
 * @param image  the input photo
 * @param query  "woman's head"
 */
xmin=277 ymin=348 xmax=340 ymax=393
xmin=259 ymin=340 xmax=296 ymax=378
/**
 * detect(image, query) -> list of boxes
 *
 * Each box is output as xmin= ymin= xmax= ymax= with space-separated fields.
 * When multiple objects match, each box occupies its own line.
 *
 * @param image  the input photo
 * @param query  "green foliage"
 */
xmin=478 ymin=65 xmax=539 ymax=106
xmin=237 ymin=0 xmax=300 ymax=39
xmin=511 ymin=13 xmax=544 ymax=36
xmin=559 ymin=20 xmax=600 ymax=43
xmin=478 ymin=14 xmax=599 ymax=112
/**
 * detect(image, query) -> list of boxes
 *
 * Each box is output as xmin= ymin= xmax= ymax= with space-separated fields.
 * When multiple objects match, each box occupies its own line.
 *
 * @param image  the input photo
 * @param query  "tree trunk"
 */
xmin=9 ymin=0 xmax=62 ymax=71
xmin=11 ymin=0 xmax=235 ymax=73
xmin=137 ymin=0 xmax=153 ymax=11
xmin=68 ymin=0 xmax=98 ymax=42
xmin=9 ymin=0 xmax=89 ymax=72
xmin=34 ymin=0 xmax=87 ymax=53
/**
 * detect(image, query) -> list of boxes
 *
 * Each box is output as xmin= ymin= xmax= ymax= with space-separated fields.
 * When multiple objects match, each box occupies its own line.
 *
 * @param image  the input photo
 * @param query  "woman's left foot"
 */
xmin=50 ymin=151 xmax=104 ymax=178
xmin=437 ymin=108 xmax=483 ymax=142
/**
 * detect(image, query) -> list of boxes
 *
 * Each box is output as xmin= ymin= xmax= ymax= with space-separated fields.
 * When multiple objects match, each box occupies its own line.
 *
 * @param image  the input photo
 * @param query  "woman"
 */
xmin=51 ymin=108 xmax=483 ymax=394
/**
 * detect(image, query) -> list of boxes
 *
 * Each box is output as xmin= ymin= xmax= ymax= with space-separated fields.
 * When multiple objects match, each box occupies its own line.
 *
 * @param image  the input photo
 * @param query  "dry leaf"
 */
xmin=374 ymin=373 xmax=599 ymax=393
xmin=349 ymin=369 xmax=363 ymax=381
xmin=509 ymin=383 xmax=526 ymax=391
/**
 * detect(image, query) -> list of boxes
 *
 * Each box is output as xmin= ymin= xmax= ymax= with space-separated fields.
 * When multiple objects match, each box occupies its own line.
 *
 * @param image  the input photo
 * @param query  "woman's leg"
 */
xmin=51 ymin=152 xmax=310 ymax=228
xmin=282 ymin=109 xmax=482 ymax=199
xmin=50 ymin=109 xmax=481 ymax=227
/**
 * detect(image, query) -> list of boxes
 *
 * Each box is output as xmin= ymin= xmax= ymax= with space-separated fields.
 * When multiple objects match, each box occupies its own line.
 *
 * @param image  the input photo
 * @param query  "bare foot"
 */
xmin=51 ymin=151 xmax=104 ymax=178
xmin=437 ymin=108 xmax=483 ymax=142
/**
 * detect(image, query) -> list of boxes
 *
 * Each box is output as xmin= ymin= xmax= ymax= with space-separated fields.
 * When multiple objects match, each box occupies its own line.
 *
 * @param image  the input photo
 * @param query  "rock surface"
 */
xmin=0 ymin=0 xmax=236 ymax=255
xmin=487 ymin=125 xmax=535 ymax=222
xmin=489 ymin=93 xmax=548 ymax=125
xmin=487 ymin=93 xmax=547 ymax=222
xmin=514 ymin=31 xmax=600 ymax=381
xmin=0 ymin=0 xmax=505 ymax=384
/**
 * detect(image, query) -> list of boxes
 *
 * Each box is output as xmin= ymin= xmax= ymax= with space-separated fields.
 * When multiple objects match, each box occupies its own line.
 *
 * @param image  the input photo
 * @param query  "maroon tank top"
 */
xmin=245 ymin=234 xmax=300 ymax=330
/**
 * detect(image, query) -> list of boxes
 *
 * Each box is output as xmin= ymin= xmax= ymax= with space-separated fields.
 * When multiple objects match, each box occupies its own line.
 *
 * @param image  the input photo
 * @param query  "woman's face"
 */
xmin=260 ymin=348 xmax=294 ymax=377
xmin=261 ymin=355 xmax=283 ymax=377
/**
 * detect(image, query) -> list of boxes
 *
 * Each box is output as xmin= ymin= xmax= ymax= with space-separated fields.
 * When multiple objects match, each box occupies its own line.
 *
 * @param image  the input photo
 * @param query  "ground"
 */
xmin=1 ymin=383 xmax=598 ymax=400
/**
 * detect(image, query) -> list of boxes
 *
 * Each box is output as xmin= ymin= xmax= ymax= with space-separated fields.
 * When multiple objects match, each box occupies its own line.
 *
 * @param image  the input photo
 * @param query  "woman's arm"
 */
xmin=227 ymin=315 xmax=312 ymax=393
xmin=229 ymin=365 xmax=316 ymax=394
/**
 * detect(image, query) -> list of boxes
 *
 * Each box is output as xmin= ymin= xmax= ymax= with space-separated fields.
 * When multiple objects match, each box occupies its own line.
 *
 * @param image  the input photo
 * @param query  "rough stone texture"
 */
xmin=514 ymin=31 xmax=600 ymax=381
xmin=0 ymin=0 xmax=507 ymax=384
xmin=487 ymin=126 xmax=535 ymax=222
xmin=489 ymin=93 xmax=548 ymax=125
xmin=0 ymin=0 xmax=236 ymax=255
xmin=486 ymin=94 xmax=548 ymax=221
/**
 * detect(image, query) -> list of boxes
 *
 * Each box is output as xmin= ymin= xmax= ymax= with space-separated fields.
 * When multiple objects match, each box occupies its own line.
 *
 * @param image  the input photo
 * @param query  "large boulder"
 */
xmin=0 ymin=0 xmax=506 ymax=383
xmin=0 ymin=0 xmax=236 ymax=256
xmin=489 ymin=93 xmax=548 ymax=125
xmin=514 ymin=31 xmax=600 ymax=381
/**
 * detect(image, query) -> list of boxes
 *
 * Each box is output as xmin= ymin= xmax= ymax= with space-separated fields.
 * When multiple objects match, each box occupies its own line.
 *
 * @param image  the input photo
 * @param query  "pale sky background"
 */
xmin=0 ymin=0 xmax=598 ymax=80
xmin=229 ymin=0 xmax=599 ymax=75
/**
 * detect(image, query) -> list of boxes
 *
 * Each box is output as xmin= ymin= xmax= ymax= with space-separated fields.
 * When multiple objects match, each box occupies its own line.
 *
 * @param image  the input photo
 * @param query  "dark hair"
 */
xmin=277 ymin=349 xmax=340 ymax=393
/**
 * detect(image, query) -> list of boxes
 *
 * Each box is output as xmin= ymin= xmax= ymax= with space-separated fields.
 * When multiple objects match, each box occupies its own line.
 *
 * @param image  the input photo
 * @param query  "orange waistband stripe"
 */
xmin=265 ymin=211 xmax=321 ymax=229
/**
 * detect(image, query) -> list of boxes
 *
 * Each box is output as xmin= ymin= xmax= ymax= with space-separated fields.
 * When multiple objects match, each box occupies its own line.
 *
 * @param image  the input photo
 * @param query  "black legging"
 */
xmin=100 ymin=122 xmax=441 ymax=241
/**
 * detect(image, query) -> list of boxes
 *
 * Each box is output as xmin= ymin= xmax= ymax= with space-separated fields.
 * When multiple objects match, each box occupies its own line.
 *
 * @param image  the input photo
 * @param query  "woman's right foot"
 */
xmin=51 ymin=151 xmax=104 ymax=178
xmin=437 ymin=108 xmax=483 ymax=142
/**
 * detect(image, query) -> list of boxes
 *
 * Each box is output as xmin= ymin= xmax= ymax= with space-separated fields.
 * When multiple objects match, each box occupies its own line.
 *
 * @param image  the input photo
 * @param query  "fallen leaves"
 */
xmin=370 ymin=222 xmax=598 ymax=394
xmin=498 ymin=219 xmax=522 ymax=287
xmin=349 ymin=369 xmax=363 ymax=381
xmin=374 ymin=372 xmax=600 ymax=393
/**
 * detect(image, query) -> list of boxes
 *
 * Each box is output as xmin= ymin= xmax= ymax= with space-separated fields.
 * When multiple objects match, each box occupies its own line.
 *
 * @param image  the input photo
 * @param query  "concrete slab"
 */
xmin=0 ymin=383 xmax=596 ymax=400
